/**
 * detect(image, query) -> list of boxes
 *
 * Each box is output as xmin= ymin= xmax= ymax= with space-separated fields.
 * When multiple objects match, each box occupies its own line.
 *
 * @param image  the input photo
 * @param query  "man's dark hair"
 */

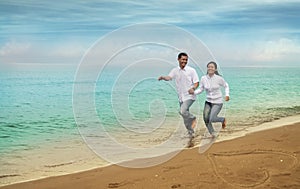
xmin=178 ymin=52 xmax=188 ymax=59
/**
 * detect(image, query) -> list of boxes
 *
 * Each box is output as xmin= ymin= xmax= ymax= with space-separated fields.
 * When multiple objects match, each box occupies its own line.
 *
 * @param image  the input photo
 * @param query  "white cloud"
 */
xmin=0 ymin=40 xmax=86 ymax=64
xmin=50 ymin=42 xmax=85 ymax=58
xmin=0 ymin=41 xmax=31 ymax=56
xmin=201 ymin=34 xmax=300 ymax=67
xmin=253 ymin=38 xmax=300 ymax=62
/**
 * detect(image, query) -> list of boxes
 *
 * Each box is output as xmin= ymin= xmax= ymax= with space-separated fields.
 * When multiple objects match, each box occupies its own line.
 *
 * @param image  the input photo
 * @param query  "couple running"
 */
xmin=158 ymin=52 xmax=230 ymax=138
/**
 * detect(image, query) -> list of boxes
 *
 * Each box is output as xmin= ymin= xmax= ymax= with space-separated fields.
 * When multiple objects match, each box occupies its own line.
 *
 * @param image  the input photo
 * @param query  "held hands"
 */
xmin=188 ymin=88 xmax=195 ymax=94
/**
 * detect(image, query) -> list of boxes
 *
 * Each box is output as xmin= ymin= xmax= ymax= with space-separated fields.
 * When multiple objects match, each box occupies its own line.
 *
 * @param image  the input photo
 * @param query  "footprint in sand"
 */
xmin=208 ymin=149 xmax=298 ymax=187
xmin=108 ymin=182 xmax=120 ymax=188
xmin=171 ymin=183 xmax=181 ymax=188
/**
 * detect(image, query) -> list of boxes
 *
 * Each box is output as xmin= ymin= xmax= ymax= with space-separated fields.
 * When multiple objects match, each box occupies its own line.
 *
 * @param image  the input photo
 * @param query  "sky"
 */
xmin=0 ymin=0 xmax=300 ymax=67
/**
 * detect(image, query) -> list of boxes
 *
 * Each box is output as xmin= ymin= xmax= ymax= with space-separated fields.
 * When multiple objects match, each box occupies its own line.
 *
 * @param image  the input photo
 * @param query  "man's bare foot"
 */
xmin=222 ymin=118 xmax=226 ymax=129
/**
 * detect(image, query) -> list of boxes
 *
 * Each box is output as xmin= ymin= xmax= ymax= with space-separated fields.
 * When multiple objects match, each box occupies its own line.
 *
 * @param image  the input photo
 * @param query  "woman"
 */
xmin=189 ymin=61 xmax=229 ymax=137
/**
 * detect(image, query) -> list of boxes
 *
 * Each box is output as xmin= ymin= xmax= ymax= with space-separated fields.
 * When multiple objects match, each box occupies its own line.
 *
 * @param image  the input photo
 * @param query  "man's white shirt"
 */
xmin=168 ymin=66 xmax=199 ymax=102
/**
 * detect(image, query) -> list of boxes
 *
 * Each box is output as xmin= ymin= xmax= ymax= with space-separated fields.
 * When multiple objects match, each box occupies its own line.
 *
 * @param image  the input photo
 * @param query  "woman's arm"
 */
xmin=223 ymin=79 xmax=230 ymax=101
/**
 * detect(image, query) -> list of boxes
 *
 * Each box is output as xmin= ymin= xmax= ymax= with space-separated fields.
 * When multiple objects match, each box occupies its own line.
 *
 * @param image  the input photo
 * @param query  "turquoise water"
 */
xmin=0 ymin=66 xmax=78 ymax=156
xmin=1 ymin=65 xmax=300 ymax=157
xmin=224 ymin=67 xmax=300 ymax=127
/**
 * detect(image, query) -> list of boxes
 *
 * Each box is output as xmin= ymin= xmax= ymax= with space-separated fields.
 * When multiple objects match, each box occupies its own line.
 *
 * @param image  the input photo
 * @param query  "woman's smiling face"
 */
xmin=207 ymin=63 xmax=216 ymax=75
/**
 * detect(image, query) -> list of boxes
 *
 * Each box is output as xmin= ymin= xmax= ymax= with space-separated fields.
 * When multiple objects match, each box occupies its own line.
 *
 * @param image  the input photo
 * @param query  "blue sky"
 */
xmin=1 ymin=0 xmax=300 ymax=67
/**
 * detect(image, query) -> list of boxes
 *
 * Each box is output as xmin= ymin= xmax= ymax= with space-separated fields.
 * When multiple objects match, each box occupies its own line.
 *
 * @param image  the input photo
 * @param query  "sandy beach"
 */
xmin=1 ymin=120 xmax=299 ymax=189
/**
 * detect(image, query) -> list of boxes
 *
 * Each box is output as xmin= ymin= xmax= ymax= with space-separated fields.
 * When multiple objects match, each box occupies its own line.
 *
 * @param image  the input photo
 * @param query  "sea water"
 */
xmin=0 ymin=63 xmax=300 ymax=184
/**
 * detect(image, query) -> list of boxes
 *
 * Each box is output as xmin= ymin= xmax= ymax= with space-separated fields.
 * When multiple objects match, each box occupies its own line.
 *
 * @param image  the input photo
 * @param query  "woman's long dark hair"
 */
xmin=207 ymin=61 xmax=221 ymax=76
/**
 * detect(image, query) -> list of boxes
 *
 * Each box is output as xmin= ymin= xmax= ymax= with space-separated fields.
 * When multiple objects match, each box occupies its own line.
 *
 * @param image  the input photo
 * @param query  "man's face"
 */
xmin=178 ymin=55 xmax=188 ymax=69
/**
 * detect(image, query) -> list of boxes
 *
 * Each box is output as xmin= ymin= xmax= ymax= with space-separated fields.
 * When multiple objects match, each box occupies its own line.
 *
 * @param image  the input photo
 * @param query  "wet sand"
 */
xmin=1 ymin=121 xmax=299 ymax=189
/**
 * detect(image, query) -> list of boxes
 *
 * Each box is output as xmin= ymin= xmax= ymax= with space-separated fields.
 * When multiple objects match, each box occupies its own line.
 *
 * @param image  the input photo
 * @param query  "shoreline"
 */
xmin=0 ymin=114 xmax=299 ymax=188
xmin=1 ymin=118 xmax=299 ymax=188
xmin=215 ymin=114 xmax=300 ymax=143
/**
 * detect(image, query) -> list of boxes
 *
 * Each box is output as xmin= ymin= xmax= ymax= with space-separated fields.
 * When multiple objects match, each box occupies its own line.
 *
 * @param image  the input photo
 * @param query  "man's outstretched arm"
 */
xmin=158 ymin=76 xmax=172 ymax=81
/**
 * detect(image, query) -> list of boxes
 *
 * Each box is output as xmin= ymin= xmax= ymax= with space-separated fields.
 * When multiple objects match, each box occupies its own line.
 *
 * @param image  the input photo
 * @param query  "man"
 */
xmin=158 ymin=52 xmax=199 ymax=138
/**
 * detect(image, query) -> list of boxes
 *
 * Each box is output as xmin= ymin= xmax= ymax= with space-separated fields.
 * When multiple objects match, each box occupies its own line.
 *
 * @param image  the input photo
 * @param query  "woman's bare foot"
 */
xmin=191 ymin=118 xmax=197 ymax=129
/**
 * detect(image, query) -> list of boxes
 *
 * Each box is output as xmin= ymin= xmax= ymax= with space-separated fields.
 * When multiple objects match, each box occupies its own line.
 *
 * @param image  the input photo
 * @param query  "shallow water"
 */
xmin=1 ymin=64 xmax=300 ymax=185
